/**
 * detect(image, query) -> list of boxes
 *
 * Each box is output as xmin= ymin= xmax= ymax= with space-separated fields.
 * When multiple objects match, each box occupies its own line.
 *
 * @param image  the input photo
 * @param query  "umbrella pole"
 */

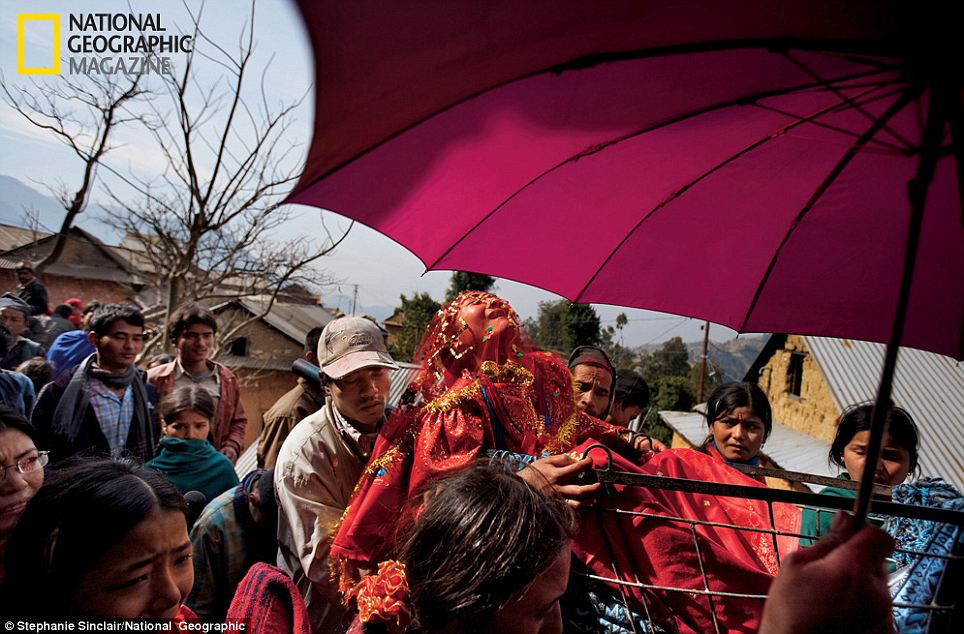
xmin=852 ymin=83 xmax=948 ymax=526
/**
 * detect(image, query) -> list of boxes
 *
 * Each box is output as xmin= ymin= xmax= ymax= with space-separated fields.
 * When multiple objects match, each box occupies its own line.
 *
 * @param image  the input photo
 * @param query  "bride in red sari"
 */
xmin=330 ymin=292 xmax=629 ymax=576
xmin=333 ymin=292 xmax=799 ymax=633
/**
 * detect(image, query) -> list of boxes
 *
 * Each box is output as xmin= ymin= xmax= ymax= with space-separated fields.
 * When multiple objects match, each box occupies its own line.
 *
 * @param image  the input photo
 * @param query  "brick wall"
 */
xmin=2 ymin=271 xmax=137 ymax=308
xmin=215 ymin=306 xmax=302 ymax=363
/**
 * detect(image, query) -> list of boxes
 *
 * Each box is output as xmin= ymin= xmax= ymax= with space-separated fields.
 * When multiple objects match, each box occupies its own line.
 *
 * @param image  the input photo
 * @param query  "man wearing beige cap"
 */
xmin=274 ymin=316 xmax=397 ymax=633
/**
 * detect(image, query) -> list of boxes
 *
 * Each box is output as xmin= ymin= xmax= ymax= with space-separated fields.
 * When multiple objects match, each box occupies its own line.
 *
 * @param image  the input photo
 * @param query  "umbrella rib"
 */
xmin=426 ymin=67 xmax=891 ymax=272
xmin=738 ymin=83 xmax=924 ymax=333
xmin=304 ymin=43 xmax=899 ymax=191
xmin=570 ymin=82 xmax=892 ymax=304
xmin=750 ymin=85 xmax=913 ymax=154
xmin=780 ymin=50 xmax=916 ymax=151
xmin=948 ymin=77 xmax=964 ymax=229
xmin=947 ymin=84 xmax=964 ymax=359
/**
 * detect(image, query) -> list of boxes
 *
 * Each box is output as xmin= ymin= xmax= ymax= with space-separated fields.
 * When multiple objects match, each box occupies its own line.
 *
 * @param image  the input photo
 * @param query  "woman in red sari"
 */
xmin=701 ymin=382 xmax=773 ymax=472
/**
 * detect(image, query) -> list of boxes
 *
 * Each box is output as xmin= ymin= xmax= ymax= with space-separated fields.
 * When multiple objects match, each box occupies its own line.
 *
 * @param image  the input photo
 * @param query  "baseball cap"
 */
xmin=318 ymin=316 xmax=398 ymax=380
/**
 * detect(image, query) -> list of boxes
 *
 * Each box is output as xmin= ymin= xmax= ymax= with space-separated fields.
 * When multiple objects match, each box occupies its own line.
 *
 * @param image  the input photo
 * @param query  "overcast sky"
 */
xmin=0 ymin=0 xmax=742 ymax=346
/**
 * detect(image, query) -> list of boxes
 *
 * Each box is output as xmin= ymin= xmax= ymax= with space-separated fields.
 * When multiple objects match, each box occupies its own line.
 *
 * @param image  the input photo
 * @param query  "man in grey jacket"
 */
xmin=274 ymin=316 xmax=397 ymax=633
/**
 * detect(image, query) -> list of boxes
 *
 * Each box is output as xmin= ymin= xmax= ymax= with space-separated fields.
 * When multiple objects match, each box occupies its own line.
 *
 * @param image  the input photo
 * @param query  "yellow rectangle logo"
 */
xmin=18 ymin=14 xmax=60 ymax=74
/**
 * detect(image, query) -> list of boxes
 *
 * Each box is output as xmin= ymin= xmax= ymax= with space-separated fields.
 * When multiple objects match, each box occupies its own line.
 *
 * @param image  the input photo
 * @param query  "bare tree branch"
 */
xmin=98 ymin=0 xmax=342 ymax=352
xmin=0 ymin=69 xmax=147 ymax=275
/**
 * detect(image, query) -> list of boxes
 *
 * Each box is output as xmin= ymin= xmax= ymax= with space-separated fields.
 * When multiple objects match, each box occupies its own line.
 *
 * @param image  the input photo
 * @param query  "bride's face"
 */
xmin=454 ymin=298 xmax=518 ymax=359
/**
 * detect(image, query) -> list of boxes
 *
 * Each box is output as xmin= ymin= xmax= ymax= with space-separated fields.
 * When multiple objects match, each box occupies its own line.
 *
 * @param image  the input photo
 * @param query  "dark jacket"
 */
xmin=16 ymin=280 xmax=48 ymax=316
xmin=32 ymin=357 xmax=160 ymax=463
xmin=34 ymin=314 xmax=76 ymax=347
xmin=0 ymin=337 xmax=44 ymax=371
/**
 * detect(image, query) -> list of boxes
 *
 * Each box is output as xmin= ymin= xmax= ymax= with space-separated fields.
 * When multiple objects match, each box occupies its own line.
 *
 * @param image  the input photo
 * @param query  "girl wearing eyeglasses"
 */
xmin=0 ymin=405 xmax=47 ymax=586
xmin=2 ymin=457 xmax=197 ymax=622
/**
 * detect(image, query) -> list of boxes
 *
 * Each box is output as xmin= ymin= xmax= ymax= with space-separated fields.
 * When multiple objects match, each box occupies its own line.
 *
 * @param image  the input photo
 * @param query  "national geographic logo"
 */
xmin=17 ymin=12 xmax=193 ymax=75
xmin=17 ymin=14 xmax=59 ymax=74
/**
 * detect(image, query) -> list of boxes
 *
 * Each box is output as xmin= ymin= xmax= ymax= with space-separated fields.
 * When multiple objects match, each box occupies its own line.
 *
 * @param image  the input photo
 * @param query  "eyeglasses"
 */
xmin=1 ymin=451 xmax=49 ymax=481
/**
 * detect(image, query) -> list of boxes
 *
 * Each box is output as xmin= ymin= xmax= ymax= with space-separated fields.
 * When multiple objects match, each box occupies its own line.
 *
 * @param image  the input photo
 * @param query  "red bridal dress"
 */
xmin=332 ymin=292 xmax=799 ymax=633
xmin=573 ymin=441 xmax=801 ymax=633
xmin=331 ymin=292 xmax=624 ymax=584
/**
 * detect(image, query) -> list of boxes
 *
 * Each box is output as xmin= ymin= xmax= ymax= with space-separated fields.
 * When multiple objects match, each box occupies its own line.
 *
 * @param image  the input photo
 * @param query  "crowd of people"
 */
xmin=0 ymin=271 xmax=959 ymax=632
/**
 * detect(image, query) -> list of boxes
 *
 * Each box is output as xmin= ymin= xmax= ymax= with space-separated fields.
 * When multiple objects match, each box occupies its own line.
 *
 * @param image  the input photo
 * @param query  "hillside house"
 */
xmin=662 ymin=334 xmax=963 ymax=492
xmin=744 ymin=334 xmax=963 ymax=492
xmin=0 ymin=223 xmax=143 ymax=306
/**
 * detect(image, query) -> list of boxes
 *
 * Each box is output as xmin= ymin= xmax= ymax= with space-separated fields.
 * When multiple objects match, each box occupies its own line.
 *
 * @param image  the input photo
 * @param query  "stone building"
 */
xmin=748 ymin=335 xmax=841 ymax=443
xmin=207 ymin=297 xmax=336 ymax=448
xmin=383 ymin=307 xmax=405 ymax=347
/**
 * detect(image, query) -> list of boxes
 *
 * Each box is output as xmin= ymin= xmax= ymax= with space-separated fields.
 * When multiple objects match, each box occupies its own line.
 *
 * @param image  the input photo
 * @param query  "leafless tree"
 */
xmin=99 ymin=0 xmax=349 ymax=357
xmin=0 ymin=72 xmax=146 ymax=275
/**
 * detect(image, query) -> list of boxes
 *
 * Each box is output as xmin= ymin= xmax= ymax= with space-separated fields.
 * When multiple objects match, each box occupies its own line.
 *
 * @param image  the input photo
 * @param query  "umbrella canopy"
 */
xmin=288 ymin=0 xmax=962 ymax=361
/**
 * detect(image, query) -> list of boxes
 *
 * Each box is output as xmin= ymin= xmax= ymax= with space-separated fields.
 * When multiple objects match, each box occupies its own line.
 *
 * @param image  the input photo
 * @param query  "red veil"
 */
xmin=331 ymin=292 xmax=800 ymax=632
xmin=330 ymin=292 xmax=622 ymax=583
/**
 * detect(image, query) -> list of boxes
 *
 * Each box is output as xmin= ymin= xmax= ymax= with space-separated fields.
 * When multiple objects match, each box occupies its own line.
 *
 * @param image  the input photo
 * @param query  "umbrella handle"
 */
xmin=852 ymin=80 xmax=954 ymax=526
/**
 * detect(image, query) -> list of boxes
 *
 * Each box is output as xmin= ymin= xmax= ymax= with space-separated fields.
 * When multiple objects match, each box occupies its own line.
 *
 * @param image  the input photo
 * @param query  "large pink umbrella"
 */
xmin=287 ymin=0 xmax=962 ymax=520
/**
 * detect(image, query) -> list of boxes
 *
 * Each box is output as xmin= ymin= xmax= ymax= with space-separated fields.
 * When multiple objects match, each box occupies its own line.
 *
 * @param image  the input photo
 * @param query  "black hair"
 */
xmin=87 ymin=303 xmax=145 ymax=336
xmin=255 ymin=468 xmax=276 ymax=507
xmin=158 ymin=384 xmax=217 ymax=425
xmin=305 ymin=326 xmax=324 ymax=355
xmin=399 ymin=462 xmax=575 ymax=632
xmin=53 ymin=304 xmax=75 ymax=319
xmin=167 ymin=302 xmax=218 ymax=343
xmin=2 ymin=457 xmax=188 ymax=618
xmin=14 ymin=358 xmax=53 ymax=396
xmin=614 ymin=369 xmax=650 ymax=409
xmin=0 ymin=405 xmax=37 ymax=442
xmin=829 ymin=402 xmax=920 ymax=473
xmin=253 ymin=469 xmax=278 ymax=535
xmin=704 ymin=382 xmax=773 ymax=440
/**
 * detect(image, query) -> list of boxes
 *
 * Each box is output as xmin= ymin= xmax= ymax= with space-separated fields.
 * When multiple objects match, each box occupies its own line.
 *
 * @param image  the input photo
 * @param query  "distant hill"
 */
xmin=687 ymin=335 xmax=768 ymax=383
xmin=323 ymin=292 xmax=397 ymax=322
xmin=637 ymin=334 xmax=768 ymax=383
xmin=0 ymin=175 xmax=65 ymax=229
xmin=0 ymin=174 xmax=120 ymax=241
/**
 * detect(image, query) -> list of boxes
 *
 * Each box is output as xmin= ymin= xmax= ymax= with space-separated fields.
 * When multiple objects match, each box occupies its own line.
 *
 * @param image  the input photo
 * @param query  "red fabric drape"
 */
xmin=573 ymin=443 xmax=801 ymax=633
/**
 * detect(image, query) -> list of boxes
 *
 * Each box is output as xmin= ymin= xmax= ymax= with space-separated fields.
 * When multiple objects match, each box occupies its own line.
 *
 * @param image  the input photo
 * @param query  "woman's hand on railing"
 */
xmin=517 ymin=454 xmax=602 ymax=511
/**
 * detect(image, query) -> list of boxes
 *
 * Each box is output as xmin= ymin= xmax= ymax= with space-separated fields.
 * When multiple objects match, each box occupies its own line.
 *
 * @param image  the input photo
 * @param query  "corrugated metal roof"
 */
xmin=218 ymin=355 xmax=293 ymax=372
xmin=659 ymin=409 xmax=835 ymax=491
xmin=235 ymin=360 xmax=420 ymax=478
xmin=389 ymin=362 xmax=420 ymax=407
xmin=234 ymin=443 xmax=258 ymax=479
xmin=234 ymin=296 xmax=336 ymax=345
xmin=804 ymin=336 xmax=964 ymax=492
xmin=0 ymin=224 xmax=48 ymax=252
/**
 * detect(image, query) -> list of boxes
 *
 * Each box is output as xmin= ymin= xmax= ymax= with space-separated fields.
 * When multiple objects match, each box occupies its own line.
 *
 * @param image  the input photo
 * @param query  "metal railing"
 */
xmin=576 ymin=444 xmax=964 ymax=634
